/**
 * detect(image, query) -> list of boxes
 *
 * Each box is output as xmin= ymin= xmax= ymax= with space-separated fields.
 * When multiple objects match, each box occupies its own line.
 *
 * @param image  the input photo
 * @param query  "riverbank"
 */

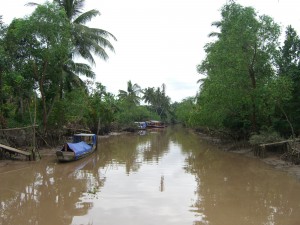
xmin=2 ymin=130 xmax=300 ymax=181
xmin=197 ymin=131 xmax=300 ymax=181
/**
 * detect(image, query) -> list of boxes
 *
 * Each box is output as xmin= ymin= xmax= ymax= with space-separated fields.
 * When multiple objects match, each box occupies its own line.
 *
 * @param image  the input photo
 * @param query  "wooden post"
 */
xmin=261 ymin=145 xmax=265 ymax=158
xmin=97 ymin=117 xmax=101 ymax=135
xmin=31 ymin=94 xmax=41 ymax=161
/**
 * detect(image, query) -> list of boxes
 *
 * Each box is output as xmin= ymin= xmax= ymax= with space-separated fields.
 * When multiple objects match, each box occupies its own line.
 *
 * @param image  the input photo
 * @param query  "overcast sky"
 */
xmin=1 ymin=0 xmax=300 ymax=102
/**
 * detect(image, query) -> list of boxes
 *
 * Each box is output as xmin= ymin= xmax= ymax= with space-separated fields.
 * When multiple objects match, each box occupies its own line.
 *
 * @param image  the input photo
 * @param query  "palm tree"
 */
xmin=53 ymin=0 xmax=117 ymax=64
xmin=142 ymin=84 xmax=170 ymax=118
xmin=27 ymin=0 xmax=116 ymax=64
xmin=118 ymin=80 xmax=141 ymax=105
xmin=153 ymin=84 xmax=170 ymax=118
xmin=26 ymin=0 xmax=116 ymax=98
xmin=142 ymin=87 xmax=155 ymax=105
xmin=58 ymin=60 xmax=95 ymax=99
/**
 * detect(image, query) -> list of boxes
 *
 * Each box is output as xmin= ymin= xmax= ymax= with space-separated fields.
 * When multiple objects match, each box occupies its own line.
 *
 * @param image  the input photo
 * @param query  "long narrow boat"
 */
xmin=56 ymin=133 xmax=97 ymax=162
xmin=134 ymin=121 xmax=147 ymax=130
xmin=146 ymin=120 xmax=166 ymax=128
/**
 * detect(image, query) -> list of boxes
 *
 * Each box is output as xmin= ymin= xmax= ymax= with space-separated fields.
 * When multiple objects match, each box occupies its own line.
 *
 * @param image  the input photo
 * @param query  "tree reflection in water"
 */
xmin=2 ymin=127 xmax=300 ymax=225
xmin=0 ymin=150 xmax=106 ymax=225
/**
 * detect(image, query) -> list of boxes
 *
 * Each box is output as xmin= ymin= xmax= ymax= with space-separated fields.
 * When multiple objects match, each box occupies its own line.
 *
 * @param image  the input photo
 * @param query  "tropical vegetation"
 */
xmin=176 ymin=1 xmax=300 ymax=142
xmin=1 ymin=0 xmax=300 ymax=148
xmin=0 ymin=1 xmax=173 ymax=139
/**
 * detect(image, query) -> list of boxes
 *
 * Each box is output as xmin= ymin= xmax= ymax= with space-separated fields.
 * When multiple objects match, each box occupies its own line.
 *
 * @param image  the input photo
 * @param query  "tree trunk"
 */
xmin=248 ymin=48 xmax=258 ymax=133
xmin=33 ymin=61 xmax=48 ymax=132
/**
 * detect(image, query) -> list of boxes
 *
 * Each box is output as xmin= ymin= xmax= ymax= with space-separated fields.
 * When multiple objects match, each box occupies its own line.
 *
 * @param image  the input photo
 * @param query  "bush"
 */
xmin=249 ymin=128 xmax=284 ymax=145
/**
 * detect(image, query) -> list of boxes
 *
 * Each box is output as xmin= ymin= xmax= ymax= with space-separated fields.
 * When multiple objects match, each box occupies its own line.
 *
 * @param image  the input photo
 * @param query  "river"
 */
xmin=1 ymin=126 xmax=300 ymax=225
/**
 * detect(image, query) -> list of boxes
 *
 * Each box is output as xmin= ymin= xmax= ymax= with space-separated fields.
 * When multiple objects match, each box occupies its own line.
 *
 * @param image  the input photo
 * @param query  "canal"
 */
xmin=1 ymin=126 xmax=300 ymax=225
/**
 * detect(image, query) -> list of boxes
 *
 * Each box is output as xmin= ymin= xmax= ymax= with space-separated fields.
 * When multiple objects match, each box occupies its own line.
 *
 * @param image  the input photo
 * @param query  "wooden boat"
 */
xmin=134 ymin=121 xmax=147 ymax=130
xmin=145 ymin=120 xmax=166 ymax=128
xmin=56 ymin=133 xmax=97 ymax=162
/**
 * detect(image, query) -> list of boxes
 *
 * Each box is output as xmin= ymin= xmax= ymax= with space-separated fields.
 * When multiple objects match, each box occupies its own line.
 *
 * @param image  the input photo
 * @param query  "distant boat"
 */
xmin=134 ymin=121 xmax=147 ymax=130
xmin=146 ymin=120 xmax=166 ymax=128
xmin=56 ymin=133 xmax=97 ymax=162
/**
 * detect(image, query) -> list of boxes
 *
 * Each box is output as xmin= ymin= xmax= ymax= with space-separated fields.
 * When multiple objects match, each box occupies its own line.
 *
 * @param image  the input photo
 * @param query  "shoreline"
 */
xmin=197 ymin=131 xmax=300 ymax=181
xmin=2 ymin=130 xmax=300 ymax=181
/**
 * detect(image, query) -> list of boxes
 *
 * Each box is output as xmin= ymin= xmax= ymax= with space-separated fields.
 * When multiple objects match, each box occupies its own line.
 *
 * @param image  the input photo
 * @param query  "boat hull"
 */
xmin=56 ymin=133 xmax=97 ymax=162
xmin=56 ymin=145 xmax=96 ymax=162
xmin=146 ymin=120 xmax=166 ymax=129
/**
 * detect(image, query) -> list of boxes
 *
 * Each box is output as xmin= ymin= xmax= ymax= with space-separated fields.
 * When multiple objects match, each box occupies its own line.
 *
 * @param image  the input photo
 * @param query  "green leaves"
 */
xmin=56 ymin=0 xmax=117 ymax=64
xmin=4 ymin=2 xmax=73 ymax=130
xmin=196 ymin=1 xmax=283 ymax=137
xmin=118 ymin=80 xmax=141 ymax=106
xmin=0 ymin=1 xmax=116 ymax=131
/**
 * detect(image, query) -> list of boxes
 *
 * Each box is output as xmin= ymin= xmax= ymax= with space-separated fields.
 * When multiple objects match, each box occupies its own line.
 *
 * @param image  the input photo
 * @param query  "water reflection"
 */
xmin=1 ymin=126 xmax=300 ymax=225
xmin=159 ymin=175 xmax=165 ymax=192
xmin=184 ymin=138 xmax=300 ymax=225
xmin=0 ymin=153 xmax=106 ymax=225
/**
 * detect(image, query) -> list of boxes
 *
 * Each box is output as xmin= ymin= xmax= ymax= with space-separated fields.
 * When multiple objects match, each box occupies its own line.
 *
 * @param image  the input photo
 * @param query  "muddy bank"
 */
xmin=2 ymin=130 xmax=300 ymax=181
xmin=197 ymin=131 xmax=300 ymax=181
xmin=0 ymin=132 xmax=126 ymax=172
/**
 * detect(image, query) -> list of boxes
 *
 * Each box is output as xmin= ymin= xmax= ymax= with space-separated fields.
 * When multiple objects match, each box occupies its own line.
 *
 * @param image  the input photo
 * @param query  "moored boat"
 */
xmin=56 ymin=133 xmax=97 ymax=162
xmin=134 ymin=121 xmax=147 ymax=130
xmin=146 ymin=120 xmax=166 ymax=128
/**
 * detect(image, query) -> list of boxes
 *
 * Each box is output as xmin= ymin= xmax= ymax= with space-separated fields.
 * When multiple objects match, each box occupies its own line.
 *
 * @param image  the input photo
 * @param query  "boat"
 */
xmin=145 ymin=120 xmax=166 ymax=128
xmin=56 ymin=133 xmax=97 ymax=162
xmin=134 ymin=121 xmax=147 ymax=130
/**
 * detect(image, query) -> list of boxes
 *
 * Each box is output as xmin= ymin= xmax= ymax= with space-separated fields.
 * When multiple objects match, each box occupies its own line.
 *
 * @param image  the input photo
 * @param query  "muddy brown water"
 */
xmin=1 ymin=126 xmax=300 ymax=225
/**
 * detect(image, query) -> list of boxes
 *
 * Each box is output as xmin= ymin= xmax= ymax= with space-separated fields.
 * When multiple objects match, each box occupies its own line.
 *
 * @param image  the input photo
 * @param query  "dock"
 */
xmin=0 ymin=143 xmax=32 ymax=160
xmin=254 ymin=139 xmax=300 ymax=159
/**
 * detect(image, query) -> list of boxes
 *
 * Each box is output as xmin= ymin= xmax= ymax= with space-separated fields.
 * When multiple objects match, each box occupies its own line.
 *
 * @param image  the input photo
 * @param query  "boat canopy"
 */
xmin=135 ymin=122 xmax=147 ymax=129
xmin=67 ymin=141 xmax=92 ymax=158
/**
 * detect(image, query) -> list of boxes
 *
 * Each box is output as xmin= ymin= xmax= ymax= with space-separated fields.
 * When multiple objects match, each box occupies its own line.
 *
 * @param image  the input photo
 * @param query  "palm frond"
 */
xmin=54 ymin=0 xmax=85 ymax=20
xmin=65 ymin=60 xmax=95 ymax=78
xmin=54 ymin=0 xmax=116 ymax=65
xmin=25 ymin=2 xmax=39 ymax=7
xmin=87 ymin=29 xmax=116 ymax=52
xmin=65 ymin=71 xmax=86 ymax=89
xmin=77 ymin=45 xmax=98 ymax=64
xmin=211 ymin=21 xmax=222 ymax=28
xmin=208 ymin=32 xmax=221 ymax=38
xmin=89 ymin=28 xmax=117 ymax=41
xmin=73 ymin=9 xmax=100 ymax=24
xmin=73 ymin=62 xmax=95 ymax=78
xmin=72 ymin=24 xmax=115 ymax=63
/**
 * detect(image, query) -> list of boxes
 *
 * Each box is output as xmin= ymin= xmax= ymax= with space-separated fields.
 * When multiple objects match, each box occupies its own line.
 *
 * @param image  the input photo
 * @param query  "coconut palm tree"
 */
xmin=26 ymin=0 xmax=116 ymax=98
xmin=118 ymin=80 xmax=141 ymax=105
xmin=53 ymin=0 xmax=117 ymax=64
xmin=58 ymin=59 xmax=95 ymax=98
xmin=27 ymin=0 xmax=117 ymax=64
xmin=142 ymin=87 xmax=155 ymax=105
xmin=142 ymin=84 xmax=170 ymax=118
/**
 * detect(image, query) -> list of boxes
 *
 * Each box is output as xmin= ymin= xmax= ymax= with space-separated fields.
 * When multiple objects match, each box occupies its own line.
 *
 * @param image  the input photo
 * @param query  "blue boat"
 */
xmin=56 ymin=133 xmax=97 ymax=162
xmin=134 ymin=121 xmax=147 ymax=130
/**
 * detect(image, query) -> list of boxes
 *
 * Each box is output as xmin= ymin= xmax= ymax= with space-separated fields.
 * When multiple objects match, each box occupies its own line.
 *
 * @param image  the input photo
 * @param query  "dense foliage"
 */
xmin=2 ymin=0 xmax=300 ymax=144
xmin=176 ymin=1 xmax=300 ymax=141
xmin=0 ymin=1 xmax=174 ymax=136
xmin=0 ymin=1 xmax=173 ymax=135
